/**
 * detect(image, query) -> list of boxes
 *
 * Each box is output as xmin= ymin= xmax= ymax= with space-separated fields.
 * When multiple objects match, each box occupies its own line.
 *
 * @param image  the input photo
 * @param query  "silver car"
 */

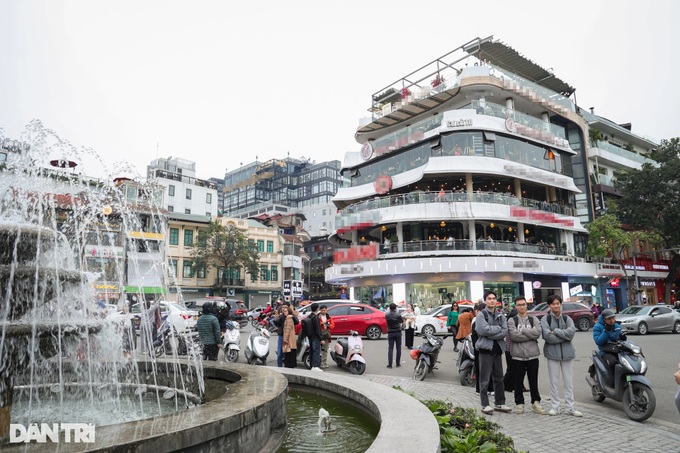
xmin=615 ymin=305 xmax=680 ymax=335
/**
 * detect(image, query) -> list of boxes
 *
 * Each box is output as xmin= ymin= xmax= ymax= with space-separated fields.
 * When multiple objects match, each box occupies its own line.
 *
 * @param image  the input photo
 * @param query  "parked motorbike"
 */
xmin=411 ymin=333 xmax=446 ymax=381
xmin=456 ymin=334 xmax=476 ymax=387
xmin=244 ymin=325 xmax=270 ymax=365
xmin=586 ymin=337 xmax=656 ymax=421
xmin=330 ymin=330 xmax=366 ymax=375
xmin=222 ymin=320 xmax=241 ymax=363
xmin=297 ymin=336 xmax=312 ymax=369
xmin=152 ymin=321 xmax=199 ymax=357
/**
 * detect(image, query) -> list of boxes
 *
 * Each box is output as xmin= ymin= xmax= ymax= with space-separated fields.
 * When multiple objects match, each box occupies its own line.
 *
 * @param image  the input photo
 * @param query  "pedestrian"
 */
xmin=139 ymin=296 xmax=160 ymax=355
xmin=301 ymin=303 xmax=323 ymax=371
xmin=502 ymin=307 xmax=518 ymax=392
xmin=318 ymin=304 xmax=335 ymax=368
xmin=508 ymin=296 xmax=546 ymax=415
xmin=413 ymin=304 xmax=421 ymax=316
xmin=674 ymin=363 xmax=680 ymax=415
xmin=274 ymin=302 xmax=299 ymax=367
xmin=385 ymin=302 xmax=403 ymax=368
xmin=541 ymin=294 xmax=582 ymax=417
xmin=402 ymin=303 xmax=416 ymax=349
xmin=446 ymin=302 xmax=460 ymax=352
xmin=280 ymin=305 xmax=299 ymax=368
xmin=197 ymin=302 xmax=222 ymax=361
xmin=476 ymin=291 xmax=511 ymax=415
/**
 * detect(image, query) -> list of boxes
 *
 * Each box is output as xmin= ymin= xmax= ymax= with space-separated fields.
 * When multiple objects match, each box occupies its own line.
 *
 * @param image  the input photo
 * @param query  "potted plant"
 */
xmin=431 ymin=73 xmax=445 ymax=88
xmin=400 ymin=87 xmax=412 ymax=99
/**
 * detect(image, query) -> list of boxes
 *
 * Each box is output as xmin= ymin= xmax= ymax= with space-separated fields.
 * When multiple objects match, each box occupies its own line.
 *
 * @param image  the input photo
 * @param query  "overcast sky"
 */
xmin=1 ymin=0 xmax=678 ymax=180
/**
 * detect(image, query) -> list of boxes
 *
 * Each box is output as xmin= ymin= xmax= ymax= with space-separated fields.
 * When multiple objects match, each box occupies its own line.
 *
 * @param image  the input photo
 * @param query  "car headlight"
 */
xmin=620 ymin=356 xmax=635 ymax=373
xmin=620 ymin=319 xmax=634 ymax=324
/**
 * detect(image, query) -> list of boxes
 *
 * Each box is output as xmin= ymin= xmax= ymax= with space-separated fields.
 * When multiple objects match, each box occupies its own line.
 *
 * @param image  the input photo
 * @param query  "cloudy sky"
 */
xmin=1 ymin=0 xmax=678 ymax=180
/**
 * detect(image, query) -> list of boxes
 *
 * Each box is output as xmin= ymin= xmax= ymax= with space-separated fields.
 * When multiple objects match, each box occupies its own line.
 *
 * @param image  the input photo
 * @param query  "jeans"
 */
xmin=512 ymin=358 xmax=541 ymax=405
xmin=387 ymin=331 xmax=402 ymax=366
xmin=478 ymin=352 xmax=505 ymax=407
xmin=277 ymin=335 xmax=284 ymax=367
xmin=310 ymin=337 xmax=321 ymax=368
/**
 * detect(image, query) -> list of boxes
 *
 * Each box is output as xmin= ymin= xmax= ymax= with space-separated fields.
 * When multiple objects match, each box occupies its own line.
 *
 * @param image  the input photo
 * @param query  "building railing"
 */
xmin=470 ymin=100 xmax=567 ymax=140
xmin=592 ymin=140 xmax=654 ymax=166
xmin=339 ymin=191 xmax=574 ymax=218
xmin=216 ymin=278 xmax=245 ymax=287
xmin=396 ymin=239 xmax=563 ymax=255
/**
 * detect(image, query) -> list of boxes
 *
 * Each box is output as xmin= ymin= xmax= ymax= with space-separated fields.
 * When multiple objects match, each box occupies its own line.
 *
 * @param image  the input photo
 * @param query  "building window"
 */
xmin=186 ymin=188 xmax=192 ymax=200
xmin=168 ymin=185 xmax=175 ymax=196
xmin=257 ymin=240 xmax=264 ymax=252
xmin=184 ymin=229 xmax=194 ymax=246
xmin=197 ymin=230 xmax=207 ymax=247
xmin=185 ymin=209 xmax=191 ymax=214
xmin=206 ymin=212 xmax=211 ymax=217
xmin=248 ymin=239 xmax=255 ymax=250
xmin=206 ymin=193 xmax=212 ymax=204
xmin=260 ymin=265 xmax=269 ymax=281
xmin=169 ymin=259 xmax=178 ymax=276
xmin=182 ymin=260 xmax=194 ymax=278
xmin=267 ymin=240 xmax=274 ymax=253
xmin=196 ymin=266 xmax=206 ymax=279
xmin=169 ymin=228 xmax=179 ymax=245
xmin=168 ymin=205 xmax=174 ymax=212
xmin=270 ymin=265 xmax=278 ymax=281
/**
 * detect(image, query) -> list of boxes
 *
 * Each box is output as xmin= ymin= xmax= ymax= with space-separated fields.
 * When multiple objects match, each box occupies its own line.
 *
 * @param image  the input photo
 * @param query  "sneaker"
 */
xmin=386 ymin=365 xmax=392 ymax=369
xmin=494 ymin=405 xmax=512 ymax=413
xmin=514 ymin=404 xmax=524 ymax=414
xmin=454 ymin=348 xmax=459 ymax=352
xmin=547 ymin=408 xmax=558 ymax=416
xmin=396 ymin=364 xmax=401 ymax=368
xmin=311 ymin=367 xmax=323 ymax=372
xmin=481 ymin=406 xmax=494 ymax=415
xmin=565 ymin=408 xmax=583 ymax=417
xmin=532 ymin=402 xmax=546 ymax=415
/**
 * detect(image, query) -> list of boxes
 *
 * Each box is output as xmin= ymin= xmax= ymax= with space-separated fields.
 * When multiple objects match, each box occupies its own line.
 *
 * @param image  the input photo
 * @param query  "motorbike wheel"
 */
xmin=225 ymin=349 xmax=239 ymax=363
xmin=251 ymin=319 xmax=259 ymax=328
xmin=413 ymin=359 xmax=427 ymax=381
xmin=622 ymin=382 xmax=656 ymax=422
xmin=349 ymin=361 xmax=366 ymax=375
xmin=591 ymin=385 xmax=606 ymax=403
xmin=459 ymin=368 xmax=475 ymax=387
xmin=302 ymin=351 xmax=312 ymax=370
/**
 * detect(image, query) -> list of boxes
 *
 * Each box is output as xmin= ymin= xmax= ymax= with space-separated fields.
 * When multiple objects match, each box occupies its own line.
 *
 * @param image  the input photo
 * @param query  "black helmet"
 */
xmin=601 ymin=309 xmax=615 ymax=319
xmin=202 ymin=302 xmax=213 ymax=314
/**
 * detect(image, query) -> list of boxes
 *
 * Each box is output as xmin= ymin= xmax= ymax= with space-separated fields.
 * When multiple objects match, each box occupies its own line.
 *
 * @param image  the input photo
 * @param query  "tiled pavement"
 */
xmin=359 ymin=374 xmax=680 ymax=453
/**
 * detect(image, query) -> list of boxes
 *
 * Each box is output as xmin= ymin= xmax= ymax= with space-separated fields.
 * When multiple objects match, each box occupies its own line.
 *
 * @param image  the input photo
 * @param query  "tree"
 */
xmin=192 ymin=220 xmax=260 ymax=295
xmin=585 ymin=213 xmax=661 ymax=303
xmin=615 ymin=137 xmax=680 ymax=302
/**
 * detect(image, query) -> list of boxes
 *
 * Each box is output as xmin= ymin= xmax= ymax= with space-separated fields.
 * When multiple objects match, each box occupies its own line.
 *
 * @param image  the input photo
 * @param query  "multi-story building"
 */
xmin=325 ymin=36 xmax=666 ymax=312
xmin=147 ymin=157 xmax=218 ymax=218
xmin=221 ymin=157 xmax=342 ymax=237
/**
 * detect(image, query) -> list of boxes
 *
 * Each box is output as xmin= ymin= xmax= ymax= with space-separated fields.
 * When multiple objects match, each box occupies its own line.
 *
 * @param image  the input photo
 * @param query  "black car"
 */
xmin=184 ymin=297 xmax=248 ymax=327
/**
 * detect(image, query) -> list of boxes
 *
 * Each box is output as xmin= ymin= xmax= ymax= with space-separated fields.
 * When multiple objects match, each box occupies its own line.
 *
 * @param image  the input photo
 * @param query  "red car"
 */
xmin=529 ymin=302 xmax=594 ymax=332
xmin=295 ymin=303 xmax=387 ymax=340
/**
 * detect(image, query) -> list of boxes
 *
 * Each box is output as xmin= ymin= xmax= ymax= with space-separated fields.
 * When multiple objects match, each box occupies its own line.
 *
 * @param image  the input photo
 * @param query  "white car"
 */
xmin=130 ymin=301 xmax=199 ymax=334
xmin=247 ymin=305 xmax=267 ymax=321
xmin=415 ymin=304 xmax=474 ymax=336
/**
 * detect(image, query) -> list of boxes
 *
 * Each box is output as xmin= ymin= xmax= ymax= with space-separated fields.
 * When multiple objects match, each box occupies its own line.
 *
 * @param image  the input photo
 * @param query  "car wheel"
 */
xmin=637 ymin=322 xmax=648 ymax=335
xmin=577 ymin=317 xmax=591 ymax=332
xmin=365 ymin=325 xmax=382 ymax=340
xmin=673 ymin=321 xmax=680 ymax=334
xmin=421 ymin=324 xmax=435 ymax=336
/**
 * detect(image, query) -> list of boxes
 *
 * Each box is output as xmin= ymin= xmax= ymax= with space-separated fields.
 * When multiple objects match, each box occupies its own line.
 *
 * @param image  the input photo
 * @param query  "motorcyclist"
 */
xmin=593 ymin=309 xmax=622 ymax=372
xmin=215 ymin=301 xmax=231 ymax=333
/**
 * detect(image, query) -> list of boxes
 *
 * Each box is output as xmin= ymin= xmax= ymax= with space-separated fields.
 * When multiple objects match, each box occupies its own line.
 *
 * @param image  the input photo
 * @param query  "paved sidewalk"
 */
xmin=359 ymin=374 xmax=680 ymax=453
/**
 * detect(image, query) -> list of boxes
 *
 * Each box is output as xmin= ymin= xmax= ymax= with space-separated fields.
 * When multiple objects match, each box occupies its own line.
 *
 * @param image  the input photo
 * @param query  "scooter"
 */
xmin=297 ymin=336 xmax=312 ymax=369
xmin=456 ymin=335 xmax=476 ymax=387
xmin=152 ymin=321 xmax=199 ymax=357
xmin=411 ymin=333 xmax=446 ymax=381
xmin=222 ymin=320 xmax=241 ymax=363
xmin=244 ymin=325 xmax=270 ymax=365
xmin=586 ymin=337 xmax=656 ymax=421
xmin=330 ymin=330 xmax=366 ymax=375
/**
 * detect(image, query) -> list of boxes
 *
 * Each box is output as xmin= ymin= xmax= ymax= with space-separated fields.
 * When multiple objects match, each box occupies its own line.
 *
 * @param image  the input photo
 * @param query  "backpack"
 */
xmin=512 ymin=315 xmax=535 ymax=329
xmin=470 ymin=310 xmax=490 ymax=348
xmin=546 ymin=313 xmax=568 ymax=328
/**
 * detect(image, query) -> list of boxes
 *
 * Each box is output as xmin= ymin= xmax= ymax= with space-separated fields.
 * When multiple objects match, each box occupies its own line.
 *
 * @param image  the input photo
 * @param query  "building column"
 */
xmin=541 ymin=112 xmax=550 ymax=130
xmin=514 ymin=178 xmax=522 ymax=199
xmin=351 ymin=230 xmax=358 ymax=246
xmin=466 ymin=173 xmax=473 ymax=201
xmin=518 ymin=222 xmax=525 ymax=242
xmin=469 ymin=219 xmax=476 ymax=249
xmin=506 ymin=97 xmax=514 ymax=111
xmin=396 ymin=222 xmax=404 ymax=253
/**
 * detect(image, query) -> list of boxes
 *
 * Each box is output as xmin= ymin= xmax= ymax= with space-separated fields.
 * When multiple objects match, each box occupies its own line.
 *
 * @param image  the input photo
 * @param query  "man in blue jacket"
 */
xmin=593 ymin=309 xmax=622 ymax=373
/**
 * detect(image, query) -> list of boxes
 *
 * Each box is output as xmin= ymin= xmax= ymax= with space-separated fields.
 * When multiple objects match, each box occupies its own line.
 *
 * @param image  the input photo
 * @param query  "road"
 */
xmin=231 ymin=323 xmax=680 ymax=427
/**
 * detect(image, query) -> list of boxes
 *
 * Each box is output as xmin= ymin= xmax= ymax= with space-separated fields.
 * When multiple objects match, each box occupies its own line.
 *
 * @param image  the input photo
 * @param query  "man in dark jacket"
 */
xmin=385 ymin=303 xmax=403 ymax=368
xmin=216 ymin=302 xmax=231 ymax=333
xmin=197 ymin=303 xmax=221 ymax=361
xmin=593 ymin=309 xmax=622 ymax=374
xmin=475 ymin=291 xmax=511 ymax=415
xmin=301 ymin=303 xmax=323 ymax=371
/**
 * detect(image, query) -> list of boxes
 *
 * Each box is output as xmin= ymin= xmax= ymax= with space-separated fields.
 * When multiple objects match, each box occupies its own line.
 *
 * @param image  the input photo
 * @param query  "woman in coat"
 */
xmin=455 ymin=307 xmax=474 ymax=341
xmin=281 ymin=305 xmax=299 ymax=368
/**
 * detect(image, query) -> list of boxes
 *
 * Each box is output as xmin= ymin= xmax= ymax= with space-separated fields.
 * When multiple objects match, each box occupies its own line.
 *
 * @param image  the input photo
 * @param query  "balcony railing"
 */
xmin=592 ymin=141 xmax=654 ymax=166
xmin=216 ymin=278 xmax=245 ymax=287
xmin=339 ymin=191 xmax=574 ymax=218
xmin=470 ymin=100 xmax=567 ymax=142
xmin=398 ymin=239 xmax=563 ymax=256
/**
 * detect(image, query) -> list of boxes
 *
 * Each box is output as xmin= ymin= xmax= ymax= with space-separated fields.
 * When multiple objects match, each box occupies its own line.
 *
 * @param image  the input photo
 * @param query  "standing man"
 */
xmin=385 ymin=303 xmax=403 ymax=368
xmin=301 ymin=303 xmax=323 ymax=371
xmin=541 ymin=294 xmax=582 ymax=417
xmin=475 ymin=291 xmax=511 ymax=415
xmin=508 ymin=296 xmax=546 ymax=415
xmin=318 ymin=305 xmax=335 ymax=369
xmin=197 ymin=302 xmax=222 ymax=361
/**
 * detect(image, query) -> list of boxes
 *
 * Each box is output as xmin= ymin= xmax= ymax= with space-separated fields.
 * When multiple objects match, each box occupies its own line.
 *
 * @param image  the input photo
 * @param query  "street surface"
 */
xmin=231 ymin=323 xmax=680 ymax=427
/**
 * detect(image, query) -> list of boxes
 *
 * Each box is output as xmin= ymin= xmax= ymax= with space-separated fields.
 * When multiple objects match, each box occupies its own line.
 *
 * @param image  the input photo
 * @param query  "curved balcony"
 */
xmin=339 ymin=191 xmax=574 ymax=217
xmin=398 ymin=238 xmax=560 ymax=255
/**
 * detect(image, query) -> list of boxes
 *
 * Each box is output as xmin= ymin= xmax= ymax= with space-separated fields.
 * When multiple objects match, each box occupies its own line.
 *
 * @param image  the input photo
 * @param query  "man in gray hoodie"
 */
xmin=475 ymin=291 xmax=511 ymax=415
xmin=540 ymin=294 xmax=582 ymax=417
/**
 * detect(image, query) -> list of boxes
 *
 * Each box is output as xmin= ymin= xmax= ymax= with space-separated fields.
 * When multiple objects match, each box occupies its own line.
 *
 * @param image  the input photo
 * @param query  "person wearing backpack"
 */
xmin=508 ymin=296 xmax=546 ymax=415
xmin=541 ymin=294 xmax=582 ymax=417
xmin=476 ymin=291 xmax=511 ymax=415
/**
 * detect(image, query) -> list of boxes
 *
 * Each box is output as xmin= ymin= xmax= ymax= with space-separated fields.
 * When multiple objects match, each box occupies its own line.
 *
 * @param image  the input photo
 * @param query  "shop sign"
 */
xmin=374 ymin=175 xmax=392 ymax=194
xmin=623 ymin=264 xmax=645 ymax=271
xmin=532 ymin=281 xmax=542 ymax=289
xmin=446 ymin=119 xmax=473 ymax=128
xmin=87 ymin=245 xmax=124 ymax=259
xmin=652 ymin=263 xmax=669 ymax=271
xmin=639 ymin=280 xmax=656 ymax=287
xmin=569 ymin=285 xmax=583 ymax=296
xmin=512 ymin=260 xmax=539 ymax=269
xmin=93 ymin=283 xmax=119 ymax=291
xmin=360 ymin=142 xmax=374 ymax=161
xmin=596 ymin=263 xmax=623 ymax=275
